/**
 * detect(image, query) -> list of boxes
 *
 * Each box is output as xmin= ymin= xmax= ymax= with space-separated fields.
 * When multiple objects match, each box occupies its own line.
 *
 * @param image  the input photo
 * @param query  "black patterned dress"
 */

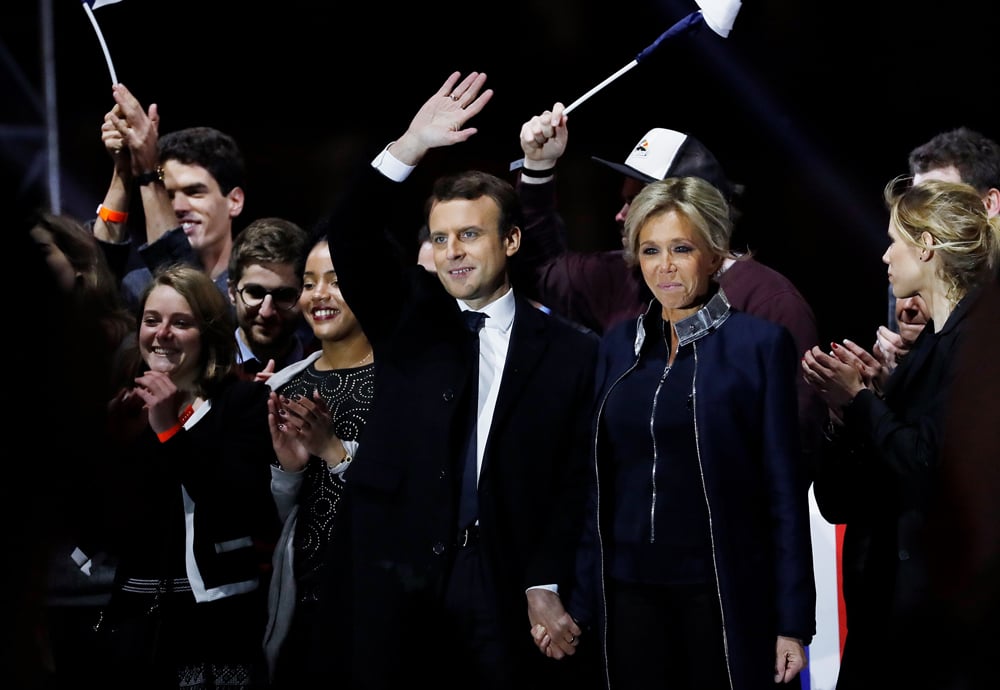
xmin=270 ymin=360 xmax=374 ymax=685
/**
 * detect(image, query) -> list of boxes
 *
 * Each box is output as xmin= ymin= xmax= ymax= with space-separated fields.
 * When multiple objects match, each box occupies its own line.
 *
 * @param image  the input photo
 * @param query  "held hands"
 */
xmin=774 ymin=635 xmax=807 ymax=683
xmin=526 ymin=588 xmax=581 ymax=660
xmin=519 ymin=102 xmax=568 ymax=168
xmin=388 ymin=71 xmax=494 ymax=166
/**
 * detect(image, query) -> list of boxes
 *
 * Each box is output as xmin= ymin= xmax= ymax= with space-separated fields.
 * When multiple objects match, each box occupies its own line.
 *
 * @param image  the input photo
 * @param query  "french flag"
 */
xmin=803 ymin=486 xmax=845 ymax=690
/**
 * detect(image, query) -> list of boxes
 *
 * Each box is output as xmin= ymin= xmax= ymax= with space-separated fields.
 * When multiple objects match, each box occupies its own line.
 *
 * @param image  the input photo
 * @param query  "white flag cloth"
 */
xmin=696 ymin=0 xmax=742 ymax=38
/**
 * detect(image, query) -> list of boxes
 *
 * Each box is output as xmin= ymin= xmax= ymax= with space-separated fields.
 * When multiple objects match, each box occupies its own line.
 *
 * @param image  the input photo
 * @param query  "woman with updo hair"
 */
xmin=804 ymin=176 xmax=1000 ymax=690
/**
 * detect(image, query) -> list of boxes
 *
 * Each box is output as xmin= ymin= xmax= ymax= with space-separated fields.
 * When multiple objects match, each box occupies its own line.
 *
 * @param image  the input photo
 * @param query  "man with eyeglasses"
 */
xmin=227 ymin=217 xmax=313 ymax=380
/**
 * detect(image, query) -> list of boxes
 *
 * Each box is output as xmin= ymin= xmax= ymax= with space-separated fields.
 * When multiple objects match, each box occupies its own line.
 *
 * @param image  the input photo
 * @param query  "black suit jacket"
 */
xmin=320 ymin=164 xmax=598 ymax=688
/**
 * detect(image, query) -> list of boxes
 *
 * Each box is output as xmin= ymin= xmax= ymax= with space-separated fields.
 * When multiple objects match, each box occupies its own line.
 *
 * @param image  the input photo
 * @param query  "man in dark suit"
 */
xmin=317 ymin=71 xmax=599 ymax=689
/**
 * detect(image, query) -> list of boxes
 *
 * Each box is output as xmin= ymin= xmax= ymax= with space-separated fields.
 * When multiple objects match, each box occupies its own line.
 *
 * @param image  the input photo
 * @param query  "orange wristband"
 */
xmin=156 ymin=422 xmax=183 ymax=443
xmin=156 ymin=405 xmax=194 ymax=443
xmin=96 ymin=204 xmax=128 ymax=223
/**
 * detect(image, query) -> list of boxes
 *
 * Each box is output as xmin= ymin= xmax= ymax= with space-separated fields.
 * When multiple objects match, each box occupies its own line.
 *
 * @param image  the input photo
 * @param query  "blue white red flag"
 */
xmin=804 ymin=487 xmax=845 ymax=690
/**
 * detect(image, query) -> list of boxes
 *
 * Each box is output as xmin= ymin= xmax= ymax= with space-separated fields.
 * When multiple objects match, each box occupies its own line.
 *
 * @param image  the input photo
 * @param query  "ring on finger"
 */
xmin=450 ymin=93 xmax=460 ymax=101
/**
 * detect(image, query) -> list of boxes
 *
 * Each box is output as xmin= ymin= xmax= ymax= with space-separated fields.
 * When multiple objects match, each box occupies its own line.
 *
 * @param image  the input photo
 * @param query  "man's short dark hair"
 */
xmin=908 ymin=127 xmax=1000 ymax=194
xmin=424 ymin=170 xmax=523 ymax=237
xmin=228 ymin=217 xmax=310 ymax=285
xmin=159 ymin=126 xmax=246 ymax=195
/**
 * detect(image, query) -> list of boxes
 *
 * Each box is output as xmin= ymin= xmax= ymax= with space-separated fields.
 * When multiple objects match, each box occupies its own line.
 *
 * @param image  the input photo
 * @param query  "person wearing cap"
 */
xmin=569 ymin=175 xmax=816 ymax=689
xmin=515 ymin=103 xmax=826 ymax=482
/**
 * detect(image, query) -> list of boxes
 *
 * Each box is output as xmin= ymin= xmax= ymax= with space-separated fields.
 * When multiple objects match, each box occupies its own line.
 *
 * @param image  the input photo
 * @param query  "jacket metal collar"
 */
xmin=633 ymin=288 xmax=732 ymax=356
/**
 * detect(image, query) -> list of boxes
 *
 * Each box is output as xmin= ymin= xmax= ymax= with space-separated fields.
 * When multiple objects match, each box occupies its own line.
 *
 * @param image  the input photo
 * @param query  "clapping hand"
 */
xmin=267 ymin=391 xmax=310 ymax=472
xmin=801 ymin=342 xmax=868 ymax=412
xmin=269 ymin=389 xmax=347 ymax=471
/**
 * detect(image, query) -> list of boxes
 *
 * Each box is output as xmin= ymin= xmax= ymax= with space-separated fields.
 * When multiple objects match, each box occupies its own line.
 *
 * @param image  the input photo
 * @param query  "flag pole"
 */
xmin=81 ymin=2 xmax=118 ymax=84
xmin=510 ymin=0 xmax=744 ymax=171
xmin=563 ymin=11 xmax=706 ymax=115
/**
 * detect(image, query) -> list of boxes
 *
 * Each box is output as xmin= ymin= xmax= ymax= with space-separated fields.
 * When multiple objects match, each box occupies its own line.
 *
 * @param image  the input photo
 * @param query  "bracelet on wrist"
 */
xmin=156 ymin=405 xmax=194 ymax=443
xmin=325 ymin=452 xmax=352 ymax=470
xmin=136 ymin=167 xmax=164 ymax=186
xmin=96 ymin=204 xmax=128 ymax=223
xmin=519 ymin=165 xmax=556 ymax=179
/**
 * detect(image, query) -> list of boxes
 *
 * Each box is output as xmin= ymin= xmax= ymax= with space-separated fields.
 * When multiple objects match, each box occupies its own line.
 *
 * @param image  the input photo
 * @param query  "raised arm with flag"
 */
xmin=511 ymin=0 xmax=742 ymax=170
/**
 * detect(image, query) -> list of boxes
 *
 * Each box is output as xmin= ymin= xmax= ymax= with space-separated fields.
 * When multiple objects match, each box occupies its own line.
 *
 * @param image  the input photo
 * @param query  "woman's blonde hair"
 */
xmin=622 ymin=177 xmax=733 ymax=268
xmin=885 ymin=176 xmax=1000 ymax=305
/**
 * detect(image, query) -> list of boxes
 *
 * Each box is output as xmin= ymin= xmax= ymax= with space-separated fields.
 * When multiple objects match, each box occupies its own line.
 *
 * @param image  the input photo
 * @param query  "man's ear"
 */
xmin=505 ymin=226 xmax=522 ymax=257
xmin=227 ymin=186 xmax=246 ymax=218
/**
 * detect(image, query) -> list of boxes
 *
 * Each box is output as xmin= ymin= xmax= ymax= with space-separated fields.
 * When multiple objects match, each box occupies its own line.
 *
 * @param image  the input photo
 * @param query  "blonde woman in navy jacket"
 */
xmin=574 ymin=177 xmax=816 ymax=690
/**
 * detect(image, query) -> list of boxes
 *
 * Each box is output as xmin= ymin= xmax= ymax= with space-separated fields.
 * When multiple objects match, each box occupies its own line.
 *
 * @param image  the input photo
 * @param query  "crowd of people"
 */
xmin=14 ymin=68 xmax=1000 ymax=690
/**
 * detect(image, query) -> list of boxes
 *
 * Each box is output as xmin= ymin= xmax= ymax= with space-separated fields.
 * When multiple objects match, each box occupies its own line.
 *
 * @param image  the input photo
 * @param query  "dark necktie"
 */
xmin=458 ymin=311 xmax=487 ymax=530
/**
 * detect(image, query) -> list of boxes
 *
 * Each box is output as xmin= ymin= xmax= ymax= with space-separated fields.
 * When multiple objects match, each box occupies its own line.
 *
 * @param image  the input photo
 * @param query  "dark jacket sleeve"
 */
xmin=316 ymin=162 xmax=412 ymax=348
xmin=138 ymin=226 xmax=198 ymax=273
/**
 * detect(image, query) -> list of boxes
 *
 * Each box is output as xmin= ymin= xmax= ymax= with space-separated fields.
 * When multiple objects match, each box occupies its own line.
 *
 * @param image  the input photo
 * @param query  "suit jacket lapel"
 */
xmin=480 ymin=297 xmax=547 ymax=475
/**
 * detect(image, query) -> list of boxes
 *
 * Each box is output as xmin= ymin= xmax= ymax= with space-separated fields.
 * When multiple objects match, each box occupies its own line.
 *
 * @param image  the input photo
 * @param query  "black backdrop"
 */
xmin=5 ymin=0 xmax=998 ymax=344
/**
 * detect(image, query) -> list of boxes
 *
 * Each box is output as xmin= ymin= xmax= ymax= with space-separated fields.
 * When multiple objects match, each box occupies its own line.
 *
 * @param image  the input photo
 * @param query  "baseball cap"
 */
xmin=592 ymin=128 xmax=735 ymax=200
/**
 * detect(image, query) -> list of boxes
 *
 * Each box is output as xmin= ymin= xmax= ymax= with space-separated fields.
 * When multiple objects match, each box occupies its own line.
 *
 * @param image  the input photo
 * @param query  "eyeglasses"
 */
xmin=236 ymin=284 xmax=301 ymax=311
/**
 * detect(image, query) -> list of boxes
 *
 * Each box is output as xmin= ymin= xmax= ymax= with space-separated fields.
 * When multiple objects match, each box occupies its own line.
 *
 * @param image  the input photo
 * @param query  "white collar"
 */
xmin=458 ymin=287 xmax=515 ymax=332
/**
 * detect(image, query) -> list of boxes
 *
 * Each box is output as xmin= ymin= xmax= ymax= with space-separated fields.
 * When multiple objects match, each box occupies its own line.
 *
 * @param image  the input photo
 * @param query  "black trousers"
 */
xmin=608 ymin=579 xmax=730 ymax=690
xmin=442 ymin=540 xmax=515 ymax=690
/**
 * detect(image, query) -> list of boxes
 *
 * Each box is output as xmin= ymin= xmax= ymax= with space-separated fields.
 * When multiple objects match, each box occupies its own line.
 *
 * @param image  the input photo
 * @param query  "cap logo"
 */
xmin=633 ymin=139 xmax=651 ymax=158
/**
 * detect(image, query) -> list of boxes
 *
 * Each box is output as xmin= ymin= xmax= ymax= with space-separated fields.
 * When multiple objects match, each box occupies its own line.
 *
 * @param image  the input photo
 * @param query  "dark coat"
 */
xmin=516 ymin=177 xmax=826 ymax=477
xmin=110 ymin=378 xmax=279 ymax=595
xmin=322 ymin=165 xmax=599 ymax=688
xmin=576 ymin=294 xmax=816 ymax=690
xmin=813 ymin=292 xmax=977 ymax=689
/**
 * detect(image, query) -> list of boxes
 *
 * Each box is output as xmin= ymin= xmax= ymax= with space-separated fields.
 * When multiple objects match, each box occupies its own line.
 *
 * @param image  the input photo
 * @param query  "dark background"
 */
xmin=4 ymin=0 xmax=997 ymax=345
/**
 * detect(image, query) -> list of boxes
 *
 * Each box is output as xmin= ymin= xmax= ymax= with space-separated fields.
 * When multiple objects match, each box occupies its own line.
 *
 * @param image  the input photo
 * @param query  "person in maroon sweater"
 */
xmin=514 ymin=102 xmax=824 ymax=479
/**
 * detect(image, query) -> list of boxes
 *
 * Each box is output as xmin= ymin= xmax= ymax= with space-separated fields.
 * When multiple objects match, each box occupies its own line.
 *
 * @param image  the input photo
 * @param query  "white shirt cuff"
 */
xmin=371 ymin=143 xmax=415 ymax=182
